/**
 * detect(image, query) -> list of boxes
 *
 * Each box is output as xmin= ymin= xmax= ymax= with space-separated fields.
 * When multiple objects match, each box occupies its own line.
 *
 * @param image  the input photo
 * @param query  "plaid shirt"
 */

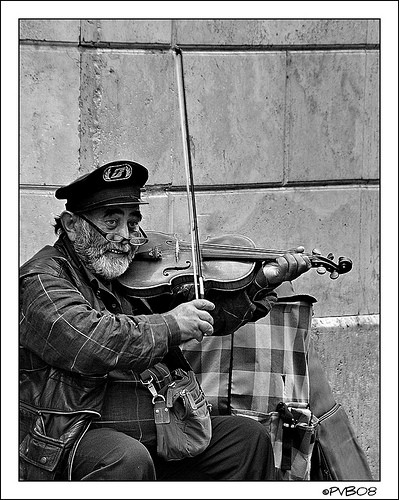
xmin=20 ymin=233 xmax=278 ymax=446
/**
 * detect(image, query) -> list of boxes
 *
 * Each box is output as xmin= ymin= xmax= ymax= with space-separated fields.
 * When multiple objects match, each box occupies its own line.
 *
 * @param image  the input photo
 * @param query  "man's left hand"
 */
xmin=262 ymin=246 xmax=312 ymax=287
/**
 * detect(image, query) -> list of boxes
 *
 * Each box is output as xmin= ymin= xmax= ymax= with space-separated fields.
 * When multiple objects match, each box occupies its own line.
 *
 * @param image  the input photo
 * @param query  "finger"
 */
xmin=288 ymin=245 xmax=305 ymax=253
xmin=276 ymin=255 xmax=289 ymax=276
xmin=191 ymin=299 xmax=215 ymax=311
xmin=303 ymin=255 xmax=312 ymax=270
xmin=293 ymin=253 xmax=311 ymax=274
xmin=281 ymin=253 xmax=298 ymax=278
xmin=192 ymin=331 xmax=204 ymax=343
xmin=197 ymin=310 xmax=214 ymax=325
xmin=199 ymin=320 xmax=214 ymax=337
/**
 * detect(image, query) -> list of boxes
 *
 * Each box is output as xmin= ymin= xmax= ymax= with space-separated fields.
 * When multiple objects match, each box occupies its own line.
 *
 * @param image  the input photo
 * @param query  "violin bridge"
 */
xmin=135 ymin=247 xmax=162 ymax=261
xmin=149 ymin=247 xmax=162 ymax=260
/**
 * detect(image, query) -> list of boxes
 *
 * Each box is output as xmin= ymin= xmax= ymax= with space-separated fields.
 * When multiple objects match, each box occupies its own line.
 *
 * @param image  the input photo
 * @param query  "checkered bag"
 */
xmin=182 ymin=296 xmax=317 ymax=480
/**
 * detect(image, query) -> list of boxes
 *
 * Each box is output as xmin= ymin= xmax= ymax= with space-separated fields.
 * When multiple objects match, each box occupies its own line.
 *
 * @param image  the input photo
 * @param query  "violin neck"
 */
xmin=199 ymin=241 xmax=335 ymax=265
xmin=200 ymin=243 xmax=299 ymax=262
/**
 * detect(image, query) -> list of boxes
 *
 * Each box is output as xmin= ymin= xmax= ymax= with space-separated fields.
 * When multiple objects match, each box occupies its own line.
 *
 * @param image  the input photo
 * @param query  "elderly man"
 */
xmin=19 ymin=160 xmax=311 ymax=481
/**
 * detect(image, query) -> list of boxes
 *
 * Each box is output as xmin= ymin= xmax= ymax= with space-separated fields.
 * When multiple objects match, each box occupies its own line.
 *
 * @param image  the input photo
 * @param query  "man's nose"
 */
xmin=119 ymin=222 xmax=130 ymax=240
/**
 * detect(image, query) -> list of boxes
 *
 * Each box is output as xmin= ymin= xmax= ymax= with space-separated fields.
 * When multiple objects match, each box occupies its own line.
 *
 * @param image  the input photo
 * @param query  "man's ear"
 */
xmin=60 ymin=211 xmax=78 ymax=242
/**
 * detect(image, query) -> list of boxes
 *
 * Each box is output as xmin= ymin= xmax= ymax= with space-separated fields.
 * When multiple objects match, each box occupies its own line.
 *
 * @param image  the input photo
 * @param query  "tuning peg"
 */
xmin=338 ymin=256 xmax=353 ymax=274
xmin=327 ymin=253 xmax=334 ymax=261
xmin=329 ymin=270 xmax=339 ymax=280
xmin=317 ymin=266 xmax=327 ymax=275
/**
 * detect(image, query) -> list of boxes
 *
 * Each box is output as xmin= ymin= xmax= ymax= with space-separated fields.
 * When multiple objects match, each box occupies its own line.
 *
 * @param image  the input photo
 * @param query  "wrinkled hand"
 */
xmin=167 ymin=299 xmax=215 ymax=343
xmin=262 ymin=246 xmax=312 ymax=286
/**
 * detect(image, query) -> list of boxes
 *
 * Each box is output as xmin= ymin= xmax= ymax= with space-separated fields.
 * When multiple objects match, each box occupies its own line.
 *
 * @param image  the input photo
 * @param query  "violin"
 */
xmin=117 ymin=231 xmax=353 ymax=298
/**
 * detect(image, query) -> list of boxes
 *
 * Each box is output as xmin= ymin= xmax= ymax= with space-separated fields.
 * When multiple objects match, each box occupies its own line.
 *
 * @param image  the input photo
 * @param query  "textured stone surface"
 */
xmin=20 ymin=19 xmax=379 ymax=47
xmin=19 ymin=19 xmax=81 ymax=42
xmin=287 ymin=51 xmax=368 ymax=182
xmin=20 ymin=190 xmax=65 ymax=264
xmin=175 ymin=19 xmax=377 ymax=46
xmin=311 ymin=320 xmax=379 ymax=479
xmin=20 ymin=46 xmax=81 ymax=186
xmin=139 ymin=193 xmax=171 ymax=233
xmin=79 ymin=50 xmax=184 ymax=182
xmin=359 ymin=187 xmax=379 ymax=314
xmin=363 ymin=51 xmax=380 ymax=180
xmin=81 ymin=19 xmax=171 ymax=44
xmin=367 ymin=20 xmax=380 ymax=44
xmin=181 ymin=52 xmax=286 ymax=186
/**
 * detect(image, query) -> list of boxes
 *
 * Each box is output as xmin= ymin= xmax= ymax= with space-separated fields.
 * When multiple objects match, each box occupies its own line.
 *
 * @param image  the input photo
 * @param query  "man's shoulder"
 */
xmin=20 ymin=244 xmax=69 ymax=279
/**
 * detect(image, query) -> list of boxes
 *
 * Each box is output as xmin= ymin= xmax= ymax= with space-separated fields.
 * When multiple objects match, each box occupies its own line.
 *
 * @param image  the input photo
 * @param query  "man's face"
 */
xmin=73 ymin=206 xmax=142 ymax=280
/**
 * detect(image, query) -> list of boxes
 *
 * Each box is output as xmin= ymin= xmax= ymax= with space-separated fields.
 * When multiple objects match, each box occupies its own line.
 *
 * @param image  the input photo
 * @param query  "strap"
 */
xmin=277 ymin=402 xmax=296 ymax=471
xmin=140 ymin=347 xmax=193 ymax=407
xmin=140 ymin=373 xmax=159 ymax=402
xmin=281 ymin=426 xmax=294 ymax=471
xmin=140 ymin=371 xmax=171 ymax=425
xmin=140 ymin=362 xmax=171 ymax=386
xmin=162 ymin=346 xmax=192 ymax=372
xmin=154 ymin=398 xmax=170 ymax=424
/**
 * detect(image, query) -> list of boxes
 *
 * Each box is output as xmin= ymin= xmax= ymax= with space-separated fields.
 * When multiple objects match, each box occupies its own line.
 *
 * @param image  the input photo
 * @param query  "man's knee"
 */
xmin=229 ymin=416 xmax=272 ymax=444
xmin=73 ymin=428 xmax=156 ymax=480
xmin=114 ymin=439 xmax=155 ymax=480
xmin=229 ymin=416 xmax=274 ymax=460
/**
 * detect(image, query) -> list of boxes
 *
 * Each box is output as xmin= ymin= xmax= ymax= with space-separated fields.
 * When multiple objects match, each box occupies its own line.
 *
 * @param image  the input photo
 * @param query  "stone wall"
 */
xmin=19 ymin=19 xmax=380 ymax=478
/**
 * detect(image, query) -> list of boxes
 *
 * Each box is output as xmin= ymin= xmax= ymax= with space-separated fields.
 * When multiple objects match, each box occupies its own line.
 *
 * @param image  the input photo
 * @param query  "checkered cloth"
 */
xmin=230 ymin=405 xmax=318 ymax=480
xmin=182 ymin=296 xmax=317 ymax=480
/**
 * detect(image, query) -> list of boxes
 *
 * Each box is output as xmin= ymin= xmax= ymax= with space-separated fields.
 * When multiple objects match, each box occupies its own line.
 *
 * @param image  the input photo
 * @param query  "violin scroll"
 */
xmin=310 ymin=251 xmax=353 ymax=280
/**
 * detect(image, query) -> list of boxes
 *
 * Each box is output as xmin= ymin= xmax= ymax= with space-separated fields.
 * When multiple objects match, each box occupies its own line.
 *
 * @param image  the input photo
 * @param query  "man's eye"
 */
xmin=105 ymin=220 xmax=118 ymax=228
xmin=128 ymin=222 xmax=140 ymax=231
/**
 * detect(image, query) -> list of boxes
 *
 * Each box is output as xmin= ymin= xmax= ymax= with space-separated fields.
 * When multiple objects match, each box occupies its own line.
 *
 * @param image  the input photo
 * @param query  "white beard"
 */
xmin=88 ymin=253 xmax=132 ymax=281
xmin=73 ymin=219 xmax=135 ymax=281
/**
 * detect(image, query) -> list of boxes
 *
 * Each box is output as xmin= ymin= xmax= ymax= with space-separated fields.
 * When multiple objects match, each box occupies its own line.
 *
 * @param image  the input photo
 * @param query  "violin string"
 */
xmin=179 ymin=242 xmax=286 ymax=254
xmin=178 ymin=242 xmax=324 ymax=260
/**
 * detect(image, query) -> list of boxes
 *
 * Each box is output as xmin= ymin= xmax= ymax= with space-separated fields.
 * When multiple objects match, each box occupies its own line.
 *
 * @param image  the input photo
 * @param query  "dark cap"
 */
xmin=55 ymin=160 xmax=149 ymax=212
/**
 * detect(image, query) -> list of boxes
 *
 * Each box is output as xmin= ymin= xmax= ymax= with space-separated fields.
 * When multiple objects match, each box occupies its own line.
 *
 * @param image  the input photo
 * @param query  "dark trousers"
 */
xmin=72 ymin=416 xmax=276 ymax=481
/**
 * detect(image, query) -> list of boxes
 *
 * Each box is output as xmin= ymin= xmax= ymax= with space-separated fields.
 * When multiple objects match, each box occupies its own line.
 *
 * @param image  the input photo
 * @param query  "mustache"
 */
xmin=87 ymin=237 xmax=131 ymax=255
xmin=105 ymin=242 xmax=131 ymax=253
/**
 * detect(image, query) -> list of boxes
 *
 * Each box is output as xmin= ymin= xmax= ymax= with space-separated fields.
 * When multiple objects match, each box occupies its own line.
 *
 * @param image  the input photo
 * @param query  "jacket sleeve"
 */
xmin=206 ymin=267 xmax=278 ymax=335
xmin=19 ymin=271 xmax=181 ymax=376
xmin=166 ymin=265 xmax=278 ymax=336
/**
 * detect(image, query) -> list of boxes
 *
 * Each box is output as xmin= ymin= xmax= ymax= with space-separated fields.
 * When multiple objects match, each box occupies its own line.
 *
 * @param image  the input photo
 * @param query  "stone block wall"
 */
xmin=19 ymin=19 xmax=380 ymax=478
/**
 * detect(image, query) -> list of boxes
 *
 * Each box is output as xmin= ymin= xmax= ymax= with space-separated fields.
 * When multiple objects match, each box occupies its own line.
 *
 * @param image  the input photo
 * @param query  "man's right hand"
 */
xmin=167 ymin=299 xmax=215 ymax=343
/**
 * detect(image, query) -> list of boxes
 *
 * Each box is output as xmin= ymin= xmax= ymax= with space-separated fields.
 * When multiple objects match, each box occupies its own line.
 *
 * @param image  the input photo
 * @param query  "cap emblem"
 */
xmin=103 ymin=164 xmax=132 ymax=182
